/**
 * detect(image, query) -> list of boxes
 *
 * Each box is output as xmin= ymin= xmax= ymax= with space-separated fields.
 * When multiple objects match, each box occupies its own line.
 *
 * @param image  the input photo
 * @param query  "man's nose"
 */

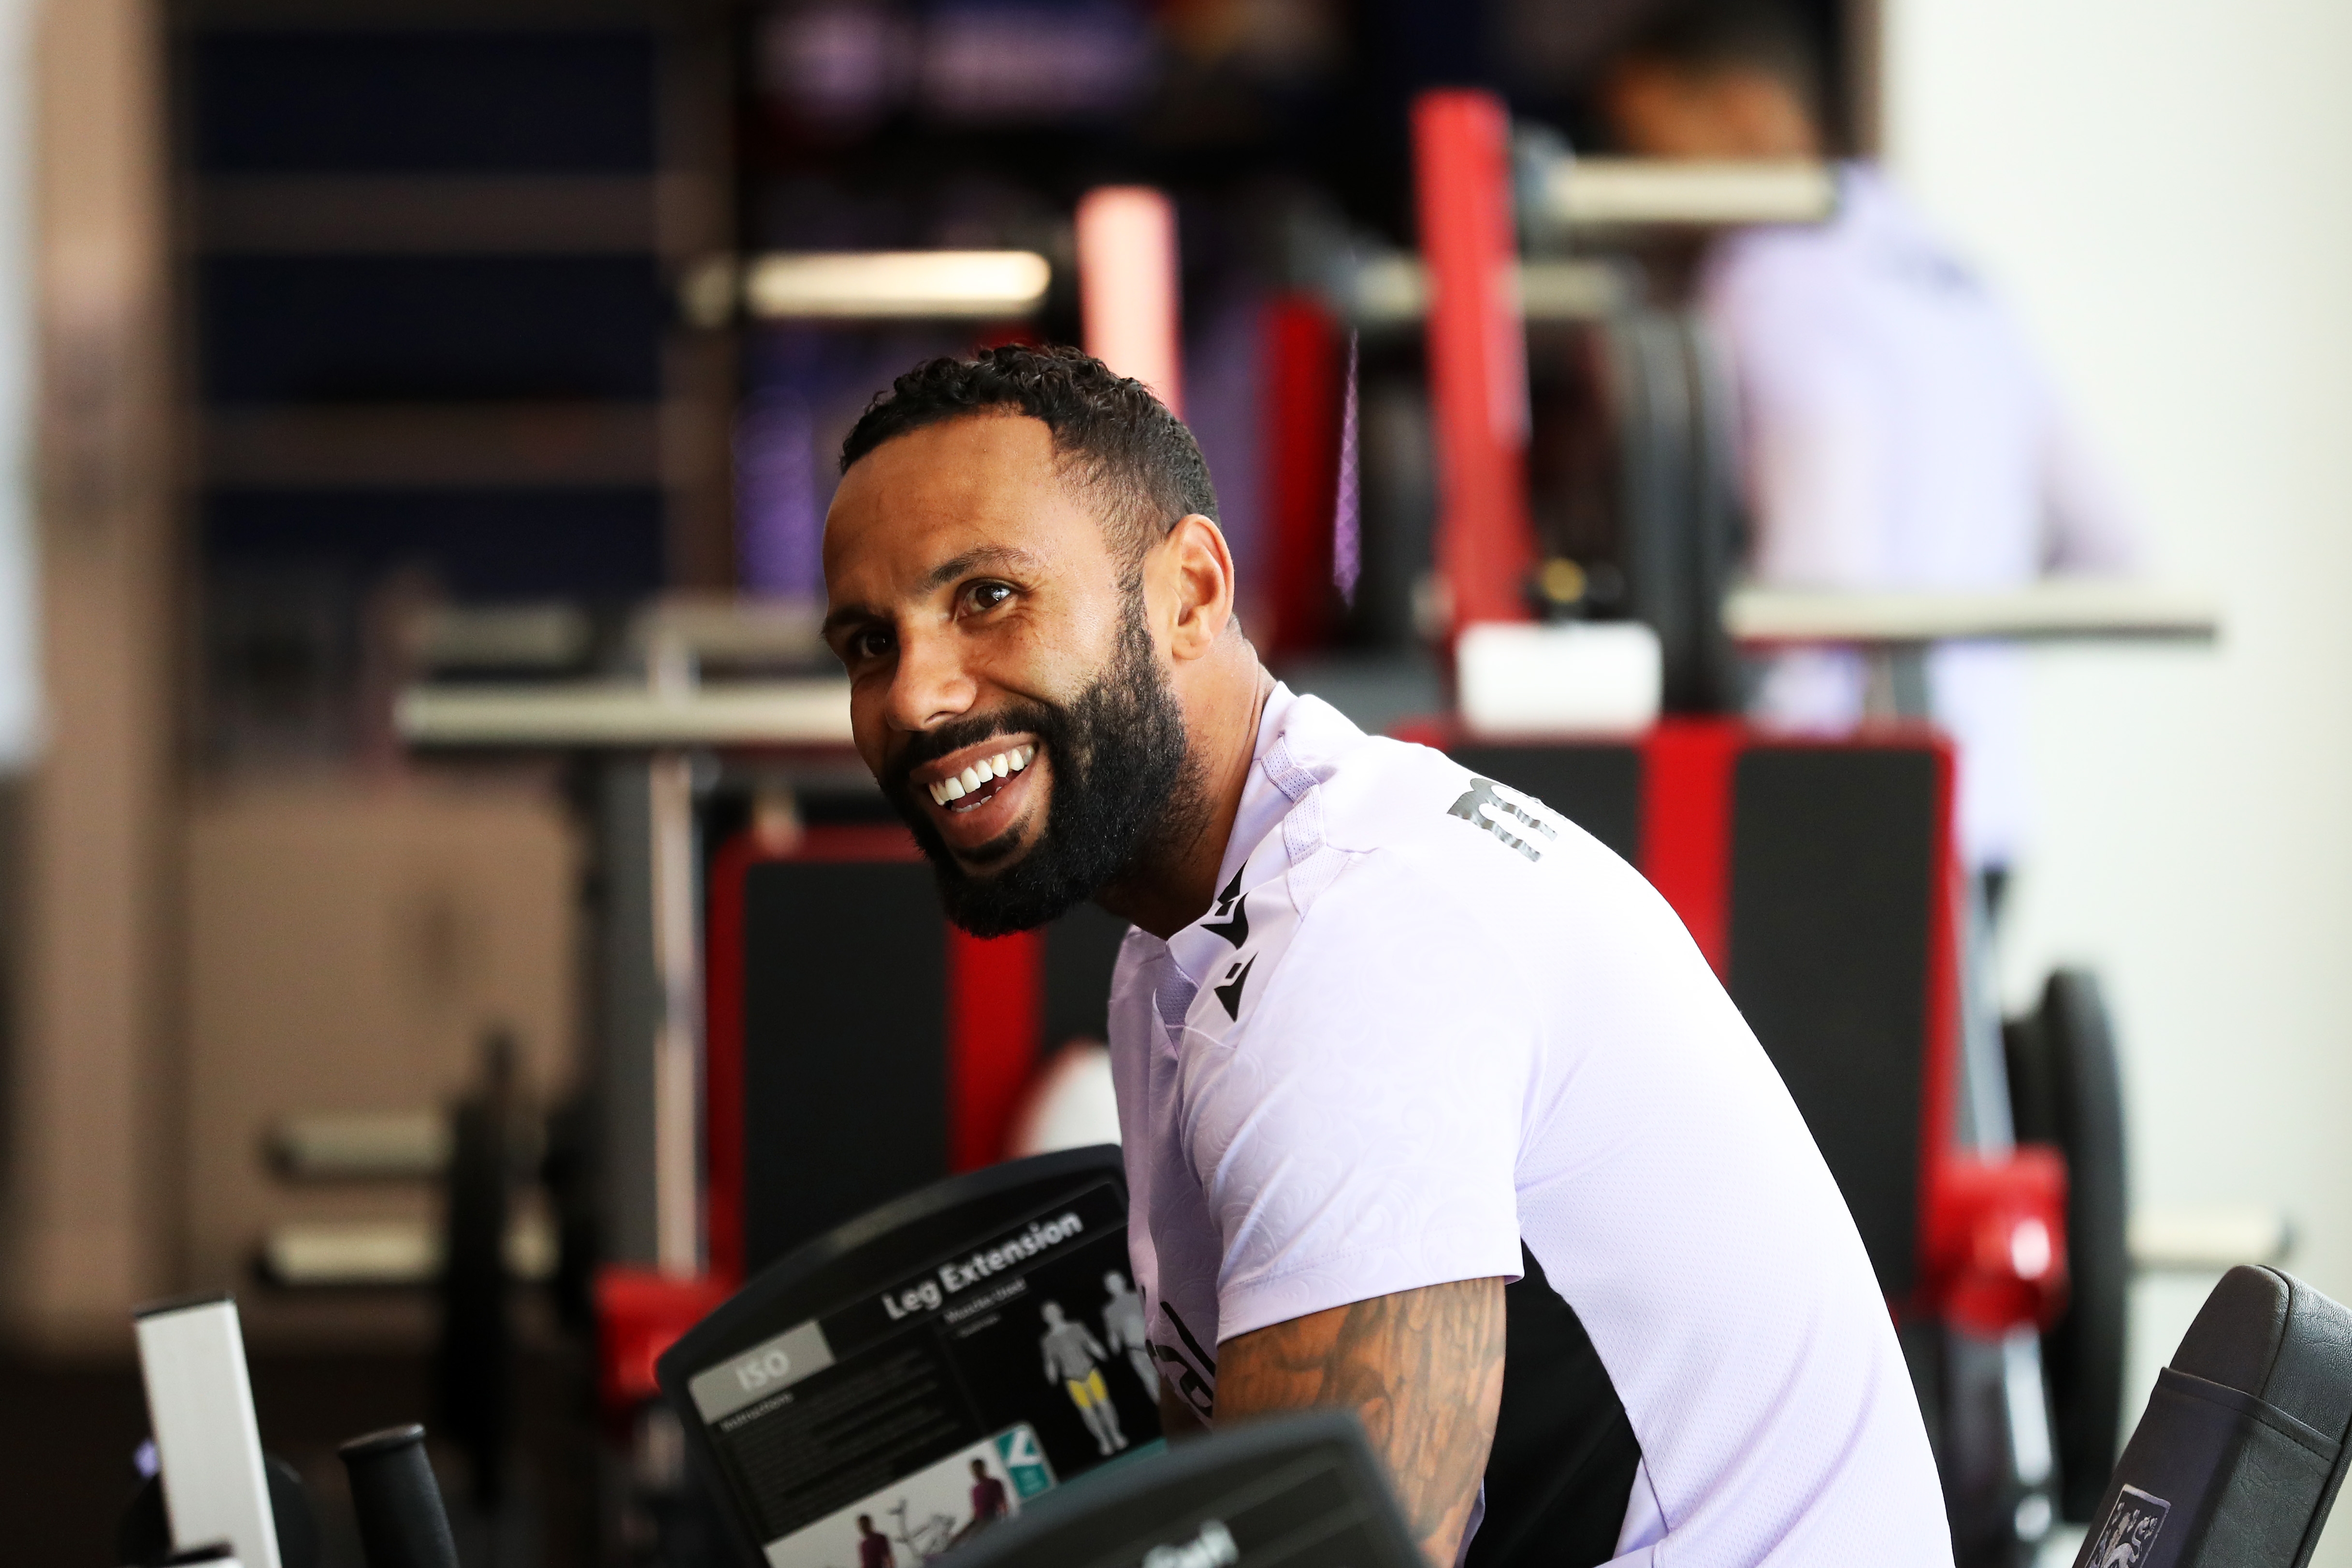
xmin=881 ymin=625 xmax=978 ymax=734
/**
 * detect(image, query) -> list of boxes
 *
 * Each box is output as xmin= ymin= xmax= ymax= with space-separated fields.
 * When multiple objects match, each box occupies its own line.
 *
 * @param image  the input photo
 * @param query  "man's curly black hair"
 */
xmin=839 ymin=344 xmax=1219 ymax=579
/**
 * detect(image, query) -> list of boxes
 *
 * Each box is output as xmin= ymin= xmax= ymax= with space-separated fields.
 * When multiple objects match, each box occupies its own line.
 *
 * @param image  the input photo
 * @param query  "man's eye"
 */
xmin=849 ymin=629 xmax=894 ymax=661
xmin=967 ymin=582 xmax=1013 ymax=614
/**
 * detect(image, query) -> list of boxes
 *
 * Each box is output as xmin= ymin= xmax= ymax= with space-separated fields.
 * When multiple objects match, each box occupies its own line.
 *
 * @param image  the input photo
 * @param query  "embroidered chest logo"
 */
xmin=1212 ymin=956 xmax=1255 ymax=1020
xmin=1445 ymin=777 xmax=1562 ymax=863
xmin=1202 ymin=866 xmax=1249 ymax=947
xmin=2086 ymin=1485 xmax=2170 ymax=1568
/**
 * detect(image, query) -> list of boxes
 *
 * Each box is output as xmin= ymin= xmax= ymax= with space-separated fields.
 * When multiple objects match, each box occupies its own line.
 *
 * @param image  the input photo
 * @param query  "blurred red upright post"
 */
xmin=1258 ymin=294 xmax=1344 ymax=658
xmin=1413 ymin=88 xmax=1536 ymax=636
xmin=947 ymin=928 xmax=1044 ymax=1171
xmin=1077 ymin=186 xmax=1183 ymax=414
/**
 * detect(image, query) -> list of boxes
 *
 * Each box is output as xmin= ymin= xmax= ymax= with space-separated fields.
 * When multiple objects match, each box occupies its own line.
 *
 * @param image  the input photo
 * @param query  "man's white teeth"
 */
xmin=926 ymin=744 xmax=1037 ymax=807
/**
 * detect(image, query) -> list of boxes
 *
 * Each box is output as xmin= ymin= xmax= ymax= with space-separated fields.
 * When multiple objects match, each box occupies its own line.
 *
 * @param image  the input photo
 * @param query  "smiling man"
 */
xmin=821 ymin=345 xmax=1951 ymax=1567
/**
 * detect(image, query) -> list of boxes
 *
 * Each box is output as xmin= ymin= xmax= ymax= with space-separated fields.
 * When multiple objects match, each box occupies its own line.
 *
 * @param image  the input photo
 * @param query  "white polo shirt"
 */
xmin=1108 ymin=685 xmax=1950 ymax=1565
xmin=1701 ymin=164 xmax=2141 ymax=869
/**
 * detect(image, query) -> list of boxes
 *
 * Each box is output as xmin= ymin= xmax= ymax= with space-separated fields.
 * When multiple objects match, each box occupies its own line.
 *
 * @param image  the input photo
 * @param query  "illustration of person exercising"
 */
xmin=1099 ymin=1270 xmax=1156 ymax=1395
xmin=855 ymin=1515 xmax=895 ymax=1568
xmin=1039 ymin=1299 xmax=1128 ymax=1455
xmin=969 ymin=1457 xmax=1009 ymax=1526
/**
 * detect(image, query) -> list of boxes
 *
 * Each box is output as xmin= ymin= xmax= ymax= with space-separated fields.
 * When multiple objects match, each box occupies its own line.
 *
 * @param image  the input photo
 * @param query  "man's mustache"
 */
xmin=884 ymin=705 xmax=1058 ymax=792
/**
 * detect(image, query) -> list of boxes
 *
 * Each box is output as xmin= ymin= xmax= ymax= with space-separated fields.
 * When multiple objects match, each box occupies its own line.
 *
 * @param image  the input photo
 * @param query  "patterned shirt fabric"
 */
xmin=1108 ymin=684 xmax=1951 ymax=1564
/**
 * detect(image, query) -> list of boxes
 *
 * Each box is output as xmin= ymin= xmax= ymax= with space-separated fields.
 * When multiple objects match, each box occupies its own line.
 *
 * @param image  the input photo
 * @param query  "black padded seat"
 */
xmin=2077 ymin=1266 xmax=2352 ymax=1568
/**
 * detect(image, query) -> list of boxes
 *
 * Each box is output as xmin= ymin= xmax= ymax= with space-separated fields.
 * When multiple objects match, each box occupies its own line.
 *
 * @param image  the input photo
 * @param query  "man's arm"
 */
xmin=1158 ymin=1376 xmax=1209 ymax=1440
xmin=1215 ymin=1279 xmax=1506 ymax=1568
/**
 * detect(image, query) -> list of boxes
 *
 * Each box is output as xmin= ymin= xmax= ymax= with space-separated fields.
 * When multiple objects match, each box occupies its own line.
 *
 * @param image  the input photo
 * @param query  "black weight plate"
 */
xmin=1602 ymin=313 xmax=1698 ymax=710
xmin=2006 ymin=969 xmax=2129 ymax=1522
xmin=1674 ymin=315 xmax=1743 ymax=714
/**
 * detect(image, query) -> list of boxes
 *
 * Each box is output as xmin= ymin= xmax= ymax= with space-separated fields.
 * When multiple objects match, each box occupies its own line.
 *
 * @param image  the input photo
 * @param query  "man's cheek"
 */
xmin=1019 ymin=756 xmax=1056 ymax=822
xmin=848 ymin=694 xmax=893 ymax=779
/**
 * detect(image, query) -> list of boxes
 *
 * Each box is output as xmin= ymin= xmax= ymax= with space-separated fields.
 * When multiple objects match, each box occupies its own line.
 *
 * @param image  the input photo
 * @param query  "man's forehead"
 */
xmin=831 ymin=410 xmax=1073 ymax=521
xmin=822 ymin=411 xmax=1109 ymax=592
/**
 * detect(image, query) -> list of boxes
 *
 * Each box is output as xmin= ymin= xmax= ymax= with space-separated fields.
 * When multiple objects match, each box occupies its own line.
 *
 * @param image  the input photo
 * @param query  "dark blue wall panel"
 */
xmin=205 ymin=487 xmax=666 ymax=599
xmin=199 ymin=256 xmax=666 ymax=403
xmin=191 ymin=31 xmax=657 ymax=173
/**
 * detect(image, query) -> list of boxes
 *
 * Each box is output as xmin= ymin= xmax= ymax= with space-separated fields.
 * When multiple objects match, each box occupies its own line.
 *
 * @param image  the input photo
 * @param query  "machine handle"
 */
xmin=337 ymin=1425 xmax=459 ymax=1568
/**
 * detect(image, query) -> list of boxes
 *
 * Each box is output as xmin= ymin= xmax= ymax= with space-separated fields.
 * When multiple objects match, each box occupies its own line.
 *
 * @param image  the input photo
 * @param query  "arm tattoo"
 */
xmin=1214 ymin=1279 xmax=1507 ymax=1568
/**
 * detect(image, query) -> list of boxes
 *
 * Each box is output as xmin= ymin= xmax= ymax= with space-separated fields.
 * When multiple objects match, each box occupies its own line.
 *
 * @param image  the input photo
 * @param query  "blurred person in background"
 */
xmin=1599 ymin=0 xmax=2143 ymax=897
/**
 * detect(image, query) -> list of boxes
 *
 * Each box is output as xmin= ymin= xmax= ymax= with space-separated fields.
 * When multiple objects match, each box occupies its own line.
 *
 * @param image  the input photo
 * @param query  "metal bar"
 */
xmin=1541 ymin=157 xmax=1837 ymax=230
xmin=2129 ymin=1205 xmax=2293 ymax=1271
xmin=632 ymin=594 xmax=824 ymax=666
xmin=1725 ymin=582 xmax=2221 ymax=645
xmin=599 ymin=762 xmax=662 ymax=1267
xmin=1344 ymin=256 xmax=1626 ymax=329
xmin=648 ymin=753 xmax=704 ymax=1278
xmin=258 ymin=1216 xmax=560 ymax=1287
xmin=267 ymin=1111 xmax=450 ymax=1180
xmin=741 ymin=250 xmax=1051 ymax=320
xmin=396 ymin=680 xmax=854 ymax=748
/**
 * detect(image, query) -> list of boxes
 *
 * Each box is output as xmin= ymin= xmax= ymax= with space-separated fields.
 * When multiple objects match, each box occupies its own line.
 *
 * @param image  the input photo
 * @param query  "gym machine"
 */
xmin=387 ymin=112 xmax=2230 ymax=1568
xmin=112 ymin=1237 xmax=2352 ymax=1568
xmin=120 ymin=1295 xmax=463 ymax=1568
xmin=654 ymin=1148 xmax=1159 ymax=1568
xmin=649 ymin=1157 xmax=2352 ymax=1568
xmin=1392 ymin=87 xmax=2217 ymax=1566
xmin=392 ymin=188 xmax=1186 ymax=1561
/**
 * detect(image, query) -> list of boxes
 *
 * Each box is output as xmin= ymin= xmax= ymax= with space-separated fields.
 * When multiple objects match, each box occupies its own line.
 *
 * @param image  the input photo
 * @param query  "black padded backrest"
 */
xmin=1726 ymin=747 xmax=1937 ymax=1299
xmin=1445 ymin=744 xmax=1642 ymax=864
xmin=2172 ymin=1269 xmax=2294 ymax=1411
xmin=2078 ymin=1266 xmax=2352 ymax=1568
xmin=1447 ymin=739 xmax=1941 ymax=1304
xmin=1043 ymin=903 xmax=1130 ymax=1050
xmin=2172 ymin=1269 xmax=2352 ymax=1445
xmin=742 ymin=860 xmax=947 ymax=1270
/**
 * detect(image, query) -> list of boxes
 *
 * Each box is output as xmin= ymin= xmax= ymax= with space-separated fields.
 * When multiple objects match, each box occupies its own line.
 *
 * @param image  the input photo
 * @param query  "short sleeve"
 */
xmin=1174 ymin=856 xmax=1531 ymax=1342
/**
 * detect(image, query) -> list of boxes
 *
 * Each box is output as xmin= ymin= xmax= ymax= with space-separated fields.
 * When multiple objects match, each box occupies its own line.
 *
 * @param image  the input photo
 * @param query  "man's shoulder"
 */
xmin=1143 ymin=695 xmax=1679 ymax=1041
xmin=1300 ymin=725 xmax=1625 ymax=897
xmin=1261 ymin=698 xmax=1499 ymax=853
xmin=1235 ymin=721 xmax=1660 ymax=983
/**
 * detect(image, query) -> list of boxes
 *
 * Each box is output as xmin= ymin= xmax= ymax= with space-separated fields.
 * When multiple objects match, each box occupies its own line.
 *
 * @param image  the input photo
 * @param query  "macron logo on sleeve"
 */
xmin=1445 ymin=777 xmax=1561 ymax=863
xmin=1203 ymin=866 xmax=1249 ymax=947
xmin=1212 ymin=956 xmax=1255 ymax=1020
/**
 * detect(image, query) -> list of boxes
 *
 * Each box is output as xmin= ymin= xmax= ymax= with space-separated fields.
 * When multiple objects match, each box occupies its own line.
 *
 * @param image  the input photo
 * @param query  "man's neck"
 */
xmin=1096 ymin=647 xmax=1274 ymax=940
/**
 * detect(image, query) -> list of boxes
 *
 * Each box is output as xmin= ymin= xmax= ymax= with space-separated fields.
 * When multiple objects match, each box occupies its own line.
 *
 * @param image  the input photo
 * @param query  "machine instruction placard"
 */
xmin=690 ymin=1182 xmax=1164 ymax=1568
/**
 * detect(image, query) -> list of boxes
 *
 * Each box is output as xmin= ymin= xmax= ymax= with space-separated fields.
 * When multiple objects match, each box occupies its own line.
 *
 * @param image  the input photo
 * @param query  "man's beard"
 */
xmin=882 ymin=600 xmax=1200 ymax=937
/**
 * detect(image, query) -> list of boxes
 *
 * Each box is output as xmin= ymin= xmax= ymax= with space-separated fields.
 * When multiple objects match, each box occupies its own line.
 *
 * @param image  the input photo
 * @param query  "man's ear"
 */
xmin=1156 ymin=513 xmax=1237 ymax=662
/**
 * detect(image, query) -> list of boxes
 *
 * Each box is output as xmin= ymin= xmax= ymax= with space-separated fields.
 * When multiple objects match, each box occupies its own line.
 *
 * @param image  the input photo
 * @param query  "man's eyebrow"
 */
xmin=819 ymin=602 xmax=879 ymax=639
xmin=819 ymin=547 xmax=1045 ymax=639
xmin=923 ymin=545 xmax=1044 ymax=591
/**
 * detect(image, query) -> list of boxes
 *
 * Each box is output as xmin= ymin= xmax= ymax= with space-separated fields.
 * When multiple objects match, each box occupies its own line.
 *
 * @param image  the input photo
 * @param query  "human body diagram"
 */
xmin=1099 ymin=1270 xmax=1156 ymax=1396
xmin=1039 ymin=1300 xmax=1129 ymax=1455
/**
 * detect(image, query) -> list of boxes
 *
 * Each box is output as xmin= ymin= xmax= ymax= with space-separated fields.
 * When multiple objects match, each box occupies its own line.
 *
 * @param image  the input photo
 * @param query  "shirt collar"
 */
xmin=1124 ymin=681 xmax=1299 ymax=972
xmin=1212 ymin=680 xmax=1301 ymax=896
